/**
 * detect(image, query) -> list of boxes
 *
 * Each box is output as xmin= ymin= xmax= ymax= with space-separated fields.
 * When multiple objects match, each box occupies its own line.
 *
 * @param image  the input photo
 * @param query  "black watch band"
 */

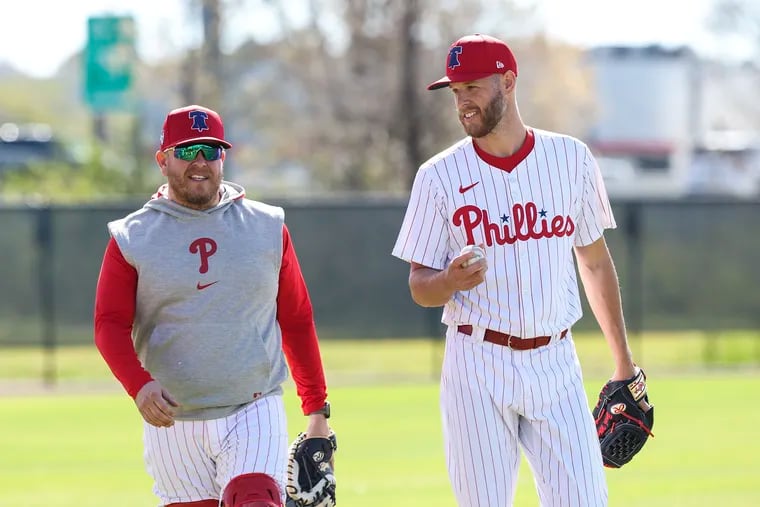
xmin=310 ymin=401 xmax=330 ymax=419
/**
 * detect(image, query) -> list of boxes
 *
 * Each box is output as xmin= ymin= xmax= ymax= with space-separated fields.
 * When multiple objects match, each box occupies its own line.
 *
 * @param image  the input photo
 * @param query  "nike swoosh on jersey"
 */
xmin=459 ymin=182 xmax=480 ymax=193
xmin=196 ymin=281 xmax=219 ymax=290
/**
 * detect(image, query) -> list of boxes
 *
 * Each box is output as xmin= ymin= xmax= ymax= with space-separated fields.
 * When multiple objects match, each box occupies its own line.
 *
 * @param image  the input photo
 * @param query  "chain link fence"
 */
xmin=1 ymin=197 xmax=758 ymax=351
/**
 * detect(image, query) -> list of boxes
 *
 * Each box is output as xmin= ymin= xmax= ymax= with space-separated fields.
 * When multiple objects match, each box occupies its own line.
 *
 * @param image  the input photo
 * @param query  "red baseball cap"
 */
xmin=159 ymin=105 xmax=232 ymax=151
xmin=427 ymin=34 xmax=518 ymax=91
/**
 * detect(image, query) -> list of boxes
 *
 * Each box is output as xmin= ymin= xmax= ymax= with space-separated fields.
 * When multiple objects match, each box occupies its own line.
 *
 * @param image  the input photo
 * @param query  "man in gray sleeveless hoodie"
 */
xmin=94 ymin=105 xmax=331 ymax=507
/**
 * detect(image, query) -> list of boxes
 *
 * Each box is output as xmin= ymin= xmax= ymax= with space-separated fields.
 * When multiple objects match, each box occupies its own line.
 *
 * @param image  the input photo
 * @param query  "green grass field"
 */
xmin=1 ymin=335 xmax=759 ymax=506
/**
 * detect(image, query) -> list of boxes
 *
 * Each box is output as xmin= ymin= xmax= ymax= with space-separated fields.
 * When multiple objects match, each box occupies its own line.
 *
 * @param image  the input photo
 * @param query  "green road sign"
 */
xmin=84 ymin=15 xmax=136 ymax=112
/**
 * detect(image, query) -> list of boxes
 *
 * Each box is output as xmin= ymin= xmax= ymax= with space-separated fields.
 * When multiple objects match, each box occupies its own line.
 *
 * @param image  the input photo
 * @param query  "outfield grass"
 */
xmin=2 ymin=331 xmax=759 ymax=385
xmin=1 ymin=336 xmax=759 ymax=506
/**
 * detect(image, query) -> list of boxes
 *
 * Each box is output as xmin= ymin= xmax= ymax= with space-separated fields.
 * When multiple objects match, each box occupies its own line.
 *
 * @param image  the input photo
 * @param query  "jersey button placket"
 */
xmin=518 ymin=243 xmax=531 ymax=298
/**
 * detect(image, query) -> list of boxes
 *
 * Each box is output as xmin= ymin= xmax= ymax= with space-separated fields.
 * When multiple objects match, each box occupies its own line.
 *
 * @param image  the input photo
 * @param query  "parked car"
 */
xmin=0 ymin=122 xmax=75 ymax=173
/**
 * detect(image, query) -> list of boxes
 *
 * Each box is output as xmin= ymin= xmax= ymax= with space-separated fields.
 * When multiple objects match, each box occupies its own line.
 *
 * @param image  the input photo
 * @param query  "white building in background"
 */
xmin=585 ymin=45 xmax=760 ymax=198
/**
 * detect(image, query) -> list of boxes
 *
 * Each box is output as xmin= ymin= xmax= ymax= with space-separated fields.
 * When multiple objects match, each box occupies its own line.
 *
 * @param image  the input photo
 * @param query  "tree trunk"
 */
xmin=201 ymin=0 xmax=223 ymax=109
xmin=399 ymin=0 xmax=422 ymax=189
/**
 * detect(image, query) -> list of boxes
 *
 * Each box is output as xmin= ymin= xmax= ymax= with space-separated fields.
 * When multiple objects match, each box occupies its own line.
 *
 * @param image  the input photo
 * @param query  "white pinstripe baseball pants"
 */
xmin=143 ymin=394 xmax=288 ymax=506
xmin=441 ymin=326 xmax=607 ymax=507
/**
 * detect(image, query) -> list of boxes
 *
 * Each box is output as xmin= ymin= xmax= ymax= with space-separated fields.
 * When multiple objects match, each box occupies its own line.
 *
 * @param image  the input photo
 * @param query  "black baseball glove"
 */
xmin=285 ymin=431 xmax=337 ymax=507
xmin=592 ymin=368 xmax=654 ymax=468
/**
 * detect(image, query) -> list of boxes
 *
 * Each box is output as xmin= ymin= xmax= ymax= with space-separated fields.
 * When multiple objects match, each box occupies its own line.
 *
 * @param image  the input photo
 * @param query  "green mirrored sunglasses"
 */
xmin=166 ymin=144 xmax=224 ymax=161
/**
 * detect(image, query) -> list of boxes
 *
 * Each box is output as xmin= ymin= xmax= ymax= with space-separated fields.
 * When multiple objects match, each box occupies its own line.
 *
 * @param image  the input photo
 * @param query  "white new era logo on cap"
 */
xmin=496 ymin=61 xmax=505 ymax=69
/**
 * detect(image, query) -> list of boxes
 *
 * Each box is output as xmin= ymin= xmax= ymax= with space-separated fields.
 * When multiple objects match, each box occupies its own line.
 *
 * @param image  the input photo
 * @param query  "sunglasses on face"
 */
xmin=166 ymin=144 xmax=224 ymax=161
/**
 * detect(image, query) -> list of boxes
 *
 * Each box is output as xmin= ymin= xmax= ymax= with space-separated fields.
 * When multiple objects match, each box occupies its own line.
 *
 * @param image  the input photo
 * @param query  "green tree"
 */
xmin=0 ymin=147 xmax=160 ymax=203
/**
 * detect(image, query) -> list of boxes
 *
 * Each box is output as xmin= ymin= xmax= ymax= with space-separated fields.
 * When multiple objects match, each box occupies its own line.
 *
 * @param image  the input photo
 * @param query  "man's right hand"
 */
xmin=135 ymin=380 xmax=180 ymax=427
xmin=409 ymin=251 xmax=487 ymax=307
xmin=446 ymin=245 xmax=488 ymax=292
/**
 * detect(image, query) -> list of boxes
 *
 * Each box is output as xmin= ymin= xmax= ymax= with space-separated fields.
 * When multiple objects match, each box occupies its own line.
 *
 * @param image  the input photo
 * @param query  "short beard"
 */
xmin=182 ymin=188 xmax=220 ymax=209
xmin=461 ymin=88 xmax=505 ymax=138
xmin=168 ymin=171 xmax=223 ymax=210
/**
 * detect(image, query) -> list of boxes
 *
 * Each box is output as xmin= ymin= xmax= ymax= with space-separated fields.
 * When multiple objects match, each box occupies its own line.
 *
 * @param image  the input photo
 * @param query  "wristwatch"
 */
xmin=310 ymin=401 xmax=330 ymax=419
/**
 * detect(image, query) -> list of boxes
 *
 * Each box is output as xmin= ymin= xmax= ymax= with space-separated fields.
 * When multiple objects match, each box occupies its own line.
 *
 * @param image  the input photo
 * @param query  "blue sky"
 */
xmin=2 ymin=0 xmax=751 ymax=78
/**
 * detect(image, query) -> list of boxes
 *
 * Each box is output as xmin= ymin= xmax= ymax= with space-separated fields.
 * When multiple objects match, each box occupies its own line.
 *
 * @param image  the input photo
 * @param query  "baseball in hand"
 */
xmin=460 ymin=245 xmax=486 ymax=267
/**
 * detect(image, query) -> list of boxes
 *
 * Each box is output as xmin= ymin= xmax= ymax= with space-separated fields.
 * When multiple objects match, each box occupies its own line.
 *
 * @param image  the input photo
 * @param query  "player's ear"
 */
xmin=155 ymin=150 xmax=169 ymax=176
xmin=502 ymin=71 xmax=516 ymax=94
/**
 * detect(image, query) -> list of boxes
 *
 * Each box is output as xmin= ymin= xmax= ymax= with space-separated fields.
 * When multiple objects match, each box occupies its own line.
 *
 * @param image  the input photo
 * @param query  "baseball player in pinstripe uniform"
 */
xmin=94 ymin=105 xmax=332 ymax=507
xmin=392 ymin=34 xmax=648 ymax=506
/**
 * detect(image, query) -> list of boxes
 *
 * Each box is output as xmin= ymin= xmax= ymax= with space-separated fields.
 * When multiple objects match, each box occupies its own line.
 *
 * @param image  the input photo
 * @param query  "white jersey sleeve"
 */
xmin=574 ymin=146 xmax=616 ymax=246
xmin=392 ymin=166 xmax=450 ymax=270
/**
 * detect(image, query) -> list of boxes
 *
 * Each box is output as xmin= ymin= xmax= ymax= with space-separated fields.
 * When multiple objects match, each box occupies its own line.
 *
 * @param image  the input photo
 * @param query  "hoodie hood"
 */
xmin=144 ymin=181 xmax=246 ymax=219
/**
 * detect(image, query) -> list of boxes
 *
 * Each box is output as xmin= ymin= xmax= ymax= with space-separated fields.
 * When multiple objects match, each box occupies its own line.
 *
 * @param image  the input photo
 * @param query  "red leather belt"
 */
xmin=457 ymin=325 xmax=567 ymax=350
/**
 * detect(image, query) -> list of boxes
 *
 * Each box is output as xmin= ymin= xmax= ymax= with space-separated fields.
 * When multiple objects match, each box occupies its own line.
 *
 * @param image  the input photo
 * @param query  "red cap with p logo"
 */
xmin=160 ymin=105 xmax=232 ymax=151
xmin=427 ymin=34 xmax=518 ymax=91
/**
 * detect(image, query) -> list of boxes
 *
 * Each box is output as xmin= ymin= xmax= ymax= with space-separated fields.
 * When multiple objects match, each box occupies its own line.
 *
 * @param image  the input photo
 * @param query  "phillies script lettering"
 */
xmin=453 ymin=202 xmax=574 ymax=246
xmin=189 ymin=237 xmax=217 ymax=273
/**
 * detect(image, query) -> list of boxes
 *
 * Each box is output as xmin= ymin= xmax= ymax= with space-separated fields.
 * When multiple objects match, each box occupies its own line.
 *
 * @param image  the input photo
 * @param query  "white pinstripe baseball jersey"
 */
xmin=392 ymin=128 xmax=615 ymax=338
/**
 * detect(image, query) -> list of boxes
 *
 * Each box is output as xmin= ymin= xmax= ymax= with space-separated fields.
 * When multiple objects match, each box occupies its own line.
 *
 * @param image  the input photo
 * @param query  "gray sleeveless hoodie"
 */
xmin=108 ymin=182 xmax=287 ymax=420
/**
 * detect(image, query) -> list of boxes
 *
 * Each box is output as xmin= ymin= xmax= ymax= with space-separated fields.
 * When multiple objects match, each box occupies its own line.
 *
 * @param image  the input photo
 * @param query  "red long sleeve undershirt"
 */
xmin=93 ymin=224 xmax=327 ymax=415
